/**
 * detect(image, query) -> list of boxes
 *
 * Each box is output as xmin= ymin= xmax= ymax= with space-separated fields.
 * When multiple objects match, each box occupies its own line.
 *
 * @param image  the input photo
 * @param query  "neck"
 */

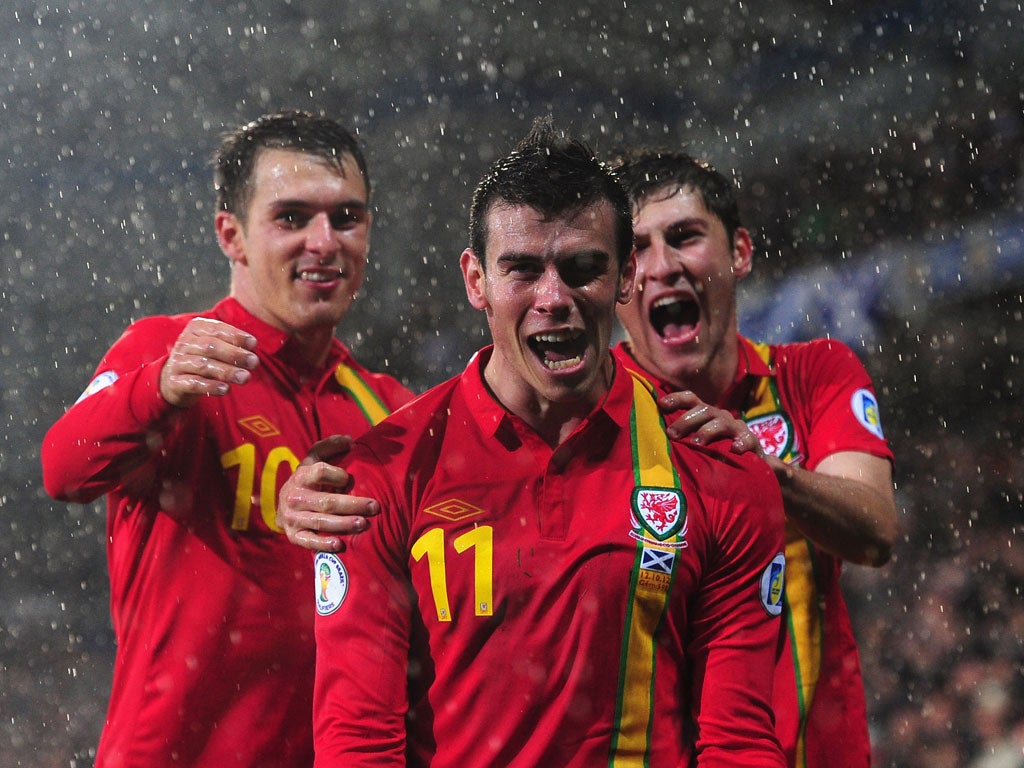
xmin=288 ymin=327 xmax=336 ymax=369
xmin=482 ymin=356 xmax=611 ymax=448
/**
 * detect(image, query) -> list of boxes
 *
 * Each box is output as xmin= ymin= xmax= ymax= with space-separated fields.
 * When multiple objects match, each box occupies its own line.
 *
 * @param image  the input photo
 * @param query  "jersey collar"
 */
xmin=460 ymin=346 xmax=633 ymax=450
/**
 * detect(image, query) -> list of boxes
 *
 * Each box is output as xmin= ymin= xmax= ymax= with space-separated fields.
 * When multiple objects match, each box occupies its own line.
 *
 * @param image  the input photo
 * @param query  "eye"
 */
xmin=558 ymin=252 xmax=608 ymax=287
xmin=330 ymin=207 xmax=367 ymax=230
xmin=665 ymin=226 xmax=700 ymax=249
xmin=277 ymin=211 xmax=310 ymax=230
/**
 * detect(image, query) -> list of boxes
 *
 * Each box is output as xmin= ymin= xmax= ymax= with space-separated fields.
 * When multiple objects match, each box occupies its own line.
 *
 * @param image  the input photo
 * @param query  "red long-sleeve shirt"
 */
xmin=616 ymin=336 xmax=894 ymax=768
xmin=313 ymin=349 xmax=786 ymax=767
xmin=42 ymin=297 xmax=413 ymax=768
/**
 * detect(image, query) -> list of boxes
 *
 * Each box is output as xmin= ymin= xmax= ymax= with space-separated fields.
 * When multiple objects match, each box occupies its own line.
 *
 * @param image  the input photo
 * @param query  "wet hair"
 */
xmin=611 ymin=148 xmax=743 ymax=242
xmin=468 ymin=117 xmax=633 ymax=270
xmin=213 ymin=110 xmax=370 ymax=219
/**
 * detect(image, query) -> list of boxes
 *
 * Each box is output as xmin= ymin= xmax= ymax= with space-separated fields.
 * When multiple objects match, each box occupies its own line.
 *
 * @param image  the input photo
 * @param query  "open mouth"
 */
xmin=650 ymin=296 xmax=699 ymax=340
xmin=528 ymin=330 xmax=588 ymax=371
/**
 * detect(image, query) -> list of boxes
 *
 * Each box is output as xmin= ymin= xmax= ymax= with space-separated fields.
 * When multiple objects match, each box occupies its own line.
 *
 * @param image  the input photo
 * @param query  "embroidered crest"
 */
xmin=314 ymin=552 xmax=349 ymax=616
xmin=760 ymin=553 xmax=786 ymax=617
xmin=631 ymin=486 xmax=685 ymax=541
xmin=746 ymin=412 xmax=795 ymax=459
xmin=851 ymin=389 xmax=885 ymax=439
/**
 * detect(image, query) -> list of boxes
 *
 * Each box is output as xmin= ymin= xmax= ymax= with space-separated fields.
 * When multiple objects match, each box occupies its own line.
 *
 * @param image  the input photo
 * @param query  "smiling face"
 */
xmin=615 ymin=185 xmax=752 ymax=403
xmin=462 ymin=201 xmax=635 ymax=424
xmin=216 ymin=147 xmax=371 ymax=353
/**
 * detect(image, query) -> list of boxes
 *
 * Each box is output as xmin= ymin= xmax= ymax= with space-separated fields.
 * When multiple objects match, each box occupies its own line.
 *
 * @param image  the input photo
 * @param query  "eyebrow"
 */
xmin=268 ymin=198 xmax=368 ymax=211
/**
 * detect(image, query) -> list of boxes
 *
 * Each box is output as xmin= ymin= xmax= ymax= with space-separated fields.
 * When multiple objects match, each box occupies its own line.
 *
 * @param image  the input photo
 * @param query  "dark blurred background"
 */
xmin=3 ymin=1 xmax=1022 ymax=765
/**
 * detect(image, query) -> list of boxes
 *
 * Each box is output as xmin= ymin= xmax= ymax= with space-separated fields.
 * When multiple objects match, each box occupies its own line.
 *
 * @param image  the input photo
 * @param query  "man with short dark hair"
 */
xmin=310 ymin=121 xmax=787 ymax=766
xmin=41 ymin=111 xmax=413 ymax=767
xmin=612 ymin=148 xmax=897 ymax=768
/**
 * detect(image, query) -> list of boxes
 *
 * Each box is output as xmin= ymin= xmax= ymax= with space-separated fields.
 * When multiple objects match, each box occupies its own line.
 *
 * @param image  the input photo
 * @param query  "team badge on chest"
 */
xmin=746 ymin=412 xmax=798 ymax=461
xmin=631 ymin=487 xmax=686 ymax=542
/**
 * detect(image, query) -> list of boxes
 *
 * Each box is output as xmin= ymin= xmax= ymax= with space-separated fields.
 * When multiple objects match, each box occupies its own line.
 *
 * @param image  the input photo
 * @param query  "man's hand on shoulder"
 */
xmin=159 ymin=317 xmax=259 ymax=407
xmin=277 ymin=434 xmax=381 ymax=552
xmin=658 ymin=390 xmax=763 ymax=456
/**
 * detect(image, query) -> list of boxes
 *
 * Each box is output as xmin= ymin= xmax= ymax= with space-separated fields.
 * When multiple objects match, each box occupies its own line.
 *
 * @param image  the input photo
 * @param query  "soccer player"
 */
xmin=40 ymin=111 xmax=414 ymax=767
xmin=611 ymin=148 xmax=898 ymax=768
xmin=310 ymin=120 xmax=787 ymax=766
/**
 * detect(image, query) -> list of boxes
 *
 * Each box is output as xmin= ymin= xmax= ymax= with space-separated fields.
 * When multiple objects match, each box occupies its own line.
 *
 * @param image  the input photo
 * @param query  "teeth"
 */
xmin=543 ymin=355 xmax=582 ymax=371
xmin=534 ymin=331 xmax=577 ymax=343
xmin=298 ymin=269 xmax=342 ymax=282
xmin=653 ymin=296 xmax=685 ymax=309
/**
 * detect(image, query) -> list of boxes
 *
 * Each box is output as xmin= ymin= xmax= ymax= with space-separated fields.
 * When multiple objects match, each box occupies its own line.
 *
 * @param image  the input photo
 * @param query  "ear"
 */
xmin=215 ymin=210 xmax=247 ymax=265
xmin=732 ymin=227 xmax=753 ymax=280
xmin=461 ymin=248 xmax=489 ymax=311
xmin=616 ymin=248 xmax=637 ymax=306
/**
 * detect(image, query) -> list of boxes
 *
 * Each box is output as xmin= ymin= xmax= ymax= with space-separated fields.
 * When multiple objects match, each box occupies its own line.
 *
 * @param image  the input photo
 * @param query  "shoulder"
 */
xmin=771 ymin=337 xmax=863 ymax=369
xmin=100 ymin=310 xmax=204 ymax=367
xmin=333 ymin=344 xmax=416 ymax=408
xmin=349 ymin=377 xmax=461 ymax=458
xmin=675 ymin=439 xmax=776 ymax=500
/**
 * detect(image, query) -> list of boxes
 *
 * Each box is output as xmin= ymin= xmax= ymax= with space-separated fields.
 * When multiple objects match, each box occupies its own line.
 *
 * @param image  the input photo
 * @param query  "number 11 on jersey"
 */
xmin=411 ymin=526 xmax=494 ymax=622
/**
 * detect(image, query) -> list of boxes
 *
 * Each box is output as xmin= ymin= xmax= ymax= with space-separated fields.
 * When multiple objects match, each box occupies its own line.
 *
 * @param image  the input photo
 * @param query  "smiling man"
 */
xmin=611 ymin=148 xmax=898 ymax=768
xmin=311 ymin=120 xmax=787 ymax=767
xmin=41 ymin=111 xmax=413 ymax=767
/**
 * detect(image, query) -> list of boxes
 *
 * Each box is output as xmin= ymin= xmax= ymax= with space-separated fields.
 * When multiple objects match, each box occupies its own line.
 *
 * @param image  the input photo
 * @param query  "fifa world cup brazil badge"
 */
xmin=314 ymin=552 xmax=349 ymax=616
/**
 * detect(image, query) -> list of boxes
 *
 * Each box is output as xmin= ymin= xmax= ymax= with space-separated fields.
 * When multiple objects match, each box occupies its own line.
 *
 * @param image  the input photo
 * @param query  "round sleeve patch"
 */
xmin=850 ymin=388 xmax=885 ymax=439
xmin=314 ymin=552 xmax=349 ymax=616
xmin=760 ymin=553 xmax=786 ymax=617
xmin=75 ymin=370 xmax=119 ymax=404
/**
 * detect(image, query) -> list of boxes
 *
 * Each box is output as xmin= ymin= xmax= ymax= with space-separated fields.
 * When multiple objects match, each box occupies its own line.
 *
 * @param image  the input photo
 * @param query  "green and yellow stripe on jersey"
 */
xmin=609 ymin=372 xmax=684 ymax=767
xmin=742 ymin=341 xmax=823 ymax=768
xmin=334 ymin=363 xmax=392 ymax=426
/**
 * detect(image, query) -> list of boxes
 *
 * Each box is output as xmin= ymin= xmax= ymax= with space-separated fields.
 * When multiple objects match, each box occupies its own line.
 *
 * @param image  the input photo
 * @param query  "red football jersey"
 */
xmin=42 ymin=297 xmax=413 ymax=768
xmin=313 ymin=349 xmax=786 ymax=767
xmin=615 ymin=335 xmax=894 ymax=768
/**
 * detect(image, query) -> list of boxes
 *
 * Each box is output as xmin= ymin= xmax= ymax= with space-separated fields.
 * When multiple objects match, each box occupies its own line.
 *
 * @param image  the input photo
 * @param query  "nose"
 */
xmin=644 ymin=236 xmax=683 ymax=282
xmin=534 ymin=265 xmax=571 ymax=315
xmin=306 ymin=212 xmax=338 ymax=255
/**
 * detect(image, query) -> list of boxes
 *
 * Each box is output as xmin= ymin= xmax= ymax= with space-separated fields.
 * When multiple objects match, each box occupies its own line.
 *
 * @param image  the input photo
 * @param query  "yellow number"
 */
xmin=412 ymin=528 xmax=451 ymax=622
xmin=454 ymin=527 xmax=494 ymax=616
xmin=221 ymin=444 xmax=256 ymax=530
xmin=411 ymin=526 xmax=494 ymax=621
xmin=220 ymin=443 xmax=300 ymax=532
xmin=261 ymin=446 xmax=300 ymax=532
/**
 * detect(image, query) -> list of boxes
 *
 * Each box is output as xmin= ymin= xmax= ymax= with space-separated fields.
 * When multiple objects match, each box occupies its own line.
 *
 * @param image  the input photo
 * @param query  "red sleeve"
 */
xmin=313 ymin=446 xmax=412 ymax=767
xmin=688 ymin=450 xmax=787 ymax=767
xmin=777 ymin=339 xmax=894 ymax=470
xmin=40 ymin=316 xmax=188 ymax=502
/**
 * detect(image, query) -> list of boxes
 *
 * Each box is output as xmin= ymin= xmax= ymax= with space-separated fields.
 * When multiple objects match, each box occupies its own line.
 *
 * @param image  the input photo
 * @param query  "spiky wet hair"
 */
xmin=468 ymin=117 xmax=633 ymax=270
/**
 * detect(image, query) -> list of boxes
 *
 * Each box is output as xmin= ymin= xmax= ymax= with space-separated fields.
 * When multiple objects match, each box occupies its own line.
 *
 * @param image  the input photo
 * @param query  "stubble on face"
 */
xmin=466 ymin=202 xmax=630 ymax=437
xmin=616 ymin=188 xmax=747 ymax=402
xmin=223 ymin=149 xmax=371 ymax=348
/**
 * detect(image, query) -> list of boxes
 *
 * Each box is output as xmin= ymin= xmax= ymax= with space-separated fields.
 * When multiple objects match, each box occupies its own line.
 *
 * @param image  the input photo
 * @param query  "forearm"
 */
xmin=42 ymin=360 xmax=180 ymax=501
xmin=768 ymin=454 xmax=897 ymax=566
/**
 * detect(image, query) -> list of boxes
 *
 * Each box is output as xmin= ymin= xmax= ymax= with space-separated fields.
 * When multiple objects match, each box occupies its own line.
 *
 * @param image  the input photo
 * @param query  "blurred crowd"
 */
xmin=848 ymin=322 xmax=1024 ymax=767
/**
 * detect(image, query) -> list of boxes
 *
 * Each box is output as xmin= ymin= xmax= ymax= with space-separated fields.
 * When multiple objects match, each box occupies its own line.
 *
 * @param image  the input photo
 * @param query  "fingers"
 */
xmin=302 ymin=434 xmax=354 ymax=466
xmin=660 ymin=391 xmax=763 ymax=455
xmin=160 ymin=318 xmax=259 ymax=407
xmin=277 ymin=462 xmax=378 ymax=552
